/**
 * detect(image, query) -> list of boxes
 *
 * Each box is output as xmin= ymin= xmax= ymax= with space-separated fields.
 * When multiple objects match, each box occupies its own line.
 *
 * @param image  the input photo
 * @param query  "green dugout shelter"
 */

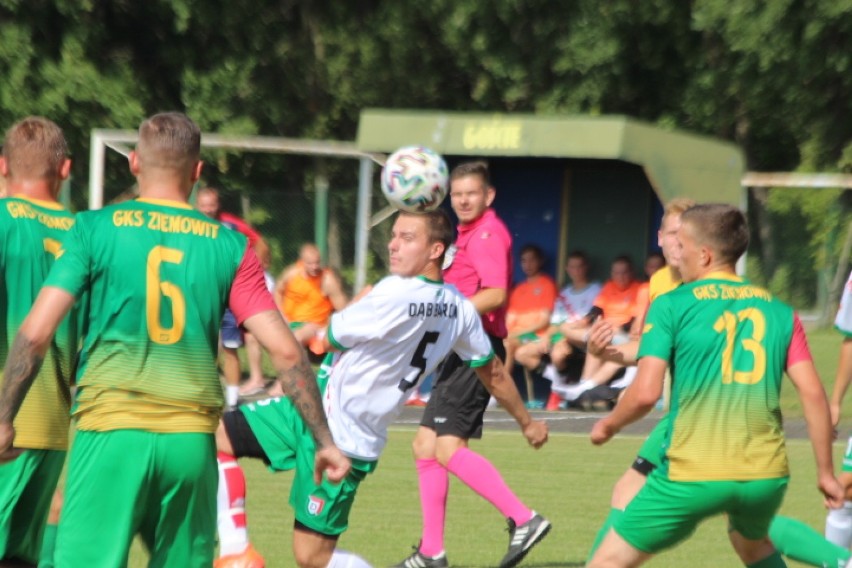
xmin=357 ymin=109 xmax=745 ymax=284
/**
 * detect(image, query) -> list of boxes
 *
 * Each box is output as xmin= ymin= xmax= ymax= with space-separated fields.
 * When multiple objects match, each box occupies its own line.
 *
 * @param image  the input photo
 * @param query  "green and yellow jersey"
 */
xmin=45 ymin=198 xmax=275 ymax=434
xmin=0 ymin=196 xmax=78 ymax=450
xmin=639 ymin=272 xmax=811 ymax=482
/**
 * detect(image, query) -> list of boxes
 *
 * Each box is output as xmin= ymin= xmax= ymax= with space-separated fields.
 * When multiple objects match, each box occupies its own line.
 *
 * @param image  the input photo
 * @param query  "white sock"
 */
xmin=826 ymin=500 xmax=852 ymax=547
xmin=217 ymin=457 xmax=249 ymax=556
xmin=327 ymin=549 xmax=373 ymax=568
xmin=225 ymin=385 xmax=239 ymax=407
xmin=610 ymin=367 xmax=638 ymax=390
xmin=552 ymin=378 xmax=595 ymax=401
xmin=542 ymin=364 xmax=559 ymax=382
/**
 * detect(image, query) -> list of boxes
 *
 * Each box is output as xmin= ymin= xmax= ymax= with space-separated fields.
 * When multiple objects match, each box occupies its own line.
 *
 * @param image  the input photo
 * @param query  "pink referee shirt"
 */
xmin=444 ymin=208 xmax=512 ymax=338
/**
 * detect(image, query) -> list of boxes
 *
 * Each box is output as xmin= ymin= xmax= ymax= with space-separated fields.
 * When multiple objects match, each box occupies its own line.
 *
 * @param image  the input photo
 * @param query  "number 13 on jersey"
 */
xmin=713 ymin=308 xmax=766 ymax=385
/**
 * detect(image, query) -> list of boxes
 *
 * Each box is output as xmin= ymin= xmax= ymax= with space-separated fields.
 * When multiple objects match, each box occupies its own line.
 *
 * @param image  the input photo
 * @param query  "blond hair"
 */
xmin=2 ymin=116 xmax=68 ymax=180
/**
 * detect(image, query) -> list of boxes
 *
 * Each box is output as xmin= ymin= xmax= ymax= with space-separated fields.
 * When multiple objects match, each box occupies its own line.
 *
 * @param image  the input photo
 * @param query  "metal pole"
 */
xmin=88 ymin=132 xmax=105 ymax=210
xmin=314 ymin=159 xmax=329 ymax=262
xmin=354 ymin=158 xmax=374 ymax=292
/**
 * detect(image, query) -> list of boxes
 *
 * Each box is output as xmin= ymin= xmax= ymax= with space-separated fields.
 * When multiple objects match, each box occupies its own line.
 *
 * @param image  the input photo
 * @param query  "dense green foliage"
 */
xmin=2 ymin=1 xmax=851 ymax=306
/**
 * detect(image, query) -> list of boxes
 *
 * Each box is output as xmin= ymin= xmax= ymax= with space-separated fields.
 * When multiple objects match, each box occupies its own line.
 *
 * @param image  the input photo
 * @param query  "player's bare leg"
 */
xmin=239 ymin=333 xmax=267 ymax=395
xmin=587 ymin=529 xmax=652 ymax=568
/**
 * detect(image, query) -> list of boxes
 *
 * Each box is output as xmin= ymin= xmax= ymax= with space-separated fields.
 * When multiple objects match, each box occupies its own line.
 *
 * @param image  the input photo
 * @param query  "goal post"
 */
xmin=90 ymin=128 xmax=385 ymax=292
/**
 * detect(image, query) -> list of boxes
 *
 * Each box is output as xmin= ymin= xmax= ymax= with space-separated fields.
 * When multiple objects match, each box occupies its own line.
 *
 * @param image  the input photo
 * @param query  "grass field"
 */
xmin=128 ymin=432 xmax=841 ymax=567
xmin=116 ymin=327 xmax=848 ymax=566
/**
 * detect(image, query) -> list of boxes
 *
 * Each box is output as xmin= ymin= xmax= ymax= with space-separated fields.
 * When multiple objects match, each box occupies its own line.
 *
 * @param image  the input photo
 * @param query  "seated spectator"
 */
xmin=275 ymin=243 xmax=348 ymax=354
xmin=514 ymin=251 xmax=601 ymax=408
xmin=553 ymin=255 xmax=643 ymax=404
xmin=503 ymin=244 xmax=558 ymax=371
xmin=643 ymin=251 xmax=666 ymax=280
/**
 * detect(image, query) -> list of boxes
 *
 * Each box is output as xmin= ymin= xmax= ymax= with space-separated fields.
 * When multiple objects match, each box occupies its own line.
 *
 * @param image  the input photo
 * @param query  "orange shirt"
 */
xmin=507 ymin=274 xmax=558 ymax=335
xmin=508 ymin=274 xmax=558 ymax=313
xmin=593 ymin=280 xmax=643 ymax=329
xmin=281 ymin=262 xmax=335 ymax=325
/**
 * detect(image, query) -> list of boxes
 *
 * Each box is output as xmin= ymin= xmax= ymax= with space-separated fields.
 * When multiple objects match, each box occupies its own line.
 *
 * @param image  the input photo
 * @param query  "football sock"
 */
xmin=225 ymin=385 xmax=239 ymax=408
xmin=586 ymin=508 xmax=623 ymax=563
xmin=825 ymin=500 xmax=852 ymax=547
xmin=37 ymin=523 xmax=58 ymax=568
xmin=542 ymin=364 xmax=559 ymax=382
xmin=327 ymin=549 xmax=373 ymax=568
xmin=217 ymin=451 xmax=250 ymax=556
xmin=417 ymin=458 xmax=449 ymax=557
xmin=746 ymin=551 xmax=786 ymax=568
xmin=446 ymin=448 xmax=532 ymax=526
xmin=770 ymin=514 xmax=850 ymax=567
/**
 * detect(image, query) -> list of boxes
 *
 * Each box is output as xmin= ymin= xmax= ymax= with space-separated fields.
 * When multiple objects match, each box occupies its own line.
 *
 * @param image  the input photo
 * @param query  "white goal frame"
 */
xmin=89 ymin=129 xmax=385 ymax=291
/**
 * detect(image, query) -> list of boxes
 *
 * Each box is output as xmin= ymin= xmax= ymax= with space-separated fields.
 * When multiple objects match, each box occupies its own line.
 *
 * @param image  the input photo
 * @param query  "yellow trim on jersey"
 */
xmin=136 ymin=198 xmax=194 ymax=210
xmin=9 ymin=194 xmax=66 ymax=210
xmin=74 ymin=388 xmax=220 ymax=433
xmin=702 ymin=271 xmax=743 ymax=282
xmin=648 ymin=266 xmax=681 ymax=302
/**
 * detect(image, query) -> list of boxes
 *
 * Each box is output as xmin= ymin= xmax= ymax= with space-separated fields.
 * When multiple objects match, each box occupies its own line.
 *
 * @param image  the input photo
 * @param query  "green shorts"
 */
xmin=843 ymin=435 xmax=852 ymax=473
xmin=56 ymin=429 xmax=217 ymax=568
xmin=615 ymin=469 xmax=788 ymax=554
xmin=0 ymin=448 xmax=65 ymax=564
xmin=240 ymin=396 xmax=377 ymax=536
xmin=634 ymin=415 xmax=670 ymax=472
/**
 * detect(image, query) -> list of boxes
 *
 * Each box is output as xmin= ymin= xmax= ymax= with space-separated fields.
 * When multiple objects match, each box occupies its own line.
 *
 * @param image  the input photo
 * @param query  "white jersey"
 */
xmin=551 ymin=282 xmax=601 ymax=325
xmin=836 ymin=269 xmax=852 ymax=336
xmin=325 ymin=275 xmax=493 ymax=460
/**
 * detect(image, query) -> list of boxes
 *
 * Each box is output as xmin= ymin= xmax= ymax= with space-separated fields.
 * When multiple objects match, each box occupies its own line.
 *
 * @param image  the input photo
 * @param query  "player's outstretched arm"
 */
xmin=590 ymin=356 xmax=665 ymax=446
xmin=243 ymin=309 xmax=351 ymax=483
xmin=830 ymin=338 xmax=852 ymax=427
xmin=787 ymin=359 xmax=844 ymax=509
xmin=474 ymin=357 xmax=548 ymax=448
xmin=586 ymin=319 xmax=639 ymax=366
xmin=0 ymin=287 xmax=75 ymax=462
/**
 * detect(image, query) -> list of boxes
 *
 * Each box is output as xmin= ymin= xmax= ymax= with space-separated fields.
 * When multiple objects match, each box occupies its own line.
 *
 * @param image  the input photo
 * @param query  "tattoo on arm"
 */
xmin=277 ymin=356 xmax=333 ymax=448
xmin=0 ymin=334 xmax=45 ymax=423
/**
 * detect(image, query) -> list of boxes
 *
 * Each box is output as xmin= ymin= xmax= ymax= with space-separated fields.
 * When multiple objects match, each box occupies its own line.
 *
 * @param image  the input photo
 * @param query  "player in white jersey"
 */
xmin=827 ymin=269 xmax=852 ymax=547
xmin=214 ymin=210 xmax=549 ymax=568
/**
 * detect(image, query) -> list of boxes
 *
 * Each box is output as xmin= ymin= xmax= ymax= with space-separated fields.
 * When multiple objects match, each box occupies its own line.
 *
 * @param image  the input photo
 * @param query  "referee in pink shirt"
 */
xmin=394 ymin=161 xmax=551 ymax=568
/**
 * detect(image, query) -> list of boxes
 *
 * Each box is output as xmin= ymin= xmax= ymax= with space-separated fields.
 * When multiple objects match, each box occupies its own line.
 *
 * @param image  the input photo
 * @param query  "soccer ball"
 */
xmin=380 ymin=146 xmax=449 ymax=213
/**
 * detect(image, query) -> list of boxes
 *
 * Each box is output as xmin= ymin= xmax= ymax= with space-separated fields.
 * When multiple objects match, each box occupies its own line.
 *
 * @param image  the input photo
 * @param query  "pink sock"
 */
xmin=446 ymin=448 xmax=532 ymax=525
xmin=417 ymin=458 xmax=448 ymax=557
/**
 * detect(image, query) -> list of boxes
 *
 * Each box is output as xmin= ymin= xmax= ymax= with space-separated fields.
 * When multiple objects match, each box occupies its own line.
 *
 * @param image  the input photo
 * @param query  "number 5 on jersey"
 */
xmin=398 ymin=331 xmax=440 ymax=392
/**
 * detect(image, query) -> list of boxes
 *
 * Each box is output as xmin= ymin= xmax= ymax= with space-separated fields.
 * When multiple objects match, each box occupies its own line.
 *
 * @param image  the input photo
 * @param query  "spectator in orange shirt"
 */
xmin=554 ymin=256 xmax=643 ymax=403
xmin=503 ymin=245 xmax=558 ymax=371
xmin=274 ymin=243 xmax=348 ymax=350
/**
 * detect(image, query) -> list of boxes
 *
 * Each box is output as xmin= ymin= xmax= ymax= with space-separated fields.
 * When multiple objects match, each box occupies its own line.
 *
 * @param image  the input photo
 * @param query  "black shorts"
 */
xmin=421 ymin=334 xmax=506 ymax=439
xmin=222 ymin=408 xmax=270 ymax=464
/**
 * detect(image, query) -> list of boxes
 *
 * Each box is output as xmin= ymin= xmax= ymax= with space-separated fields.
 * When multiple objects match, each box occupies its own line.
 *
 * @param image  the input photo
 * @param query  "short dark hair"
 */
xmin=567 ymin=250 xmax=589 ymax=265
xmin=681 ymin=204 xmax=749 ymax=264
xmin=450 ymin=160 xmax=490 ymax=186
xmin=398 ymin=209 xmax=455 ymax=256
xmin=520 ymin=244 xmax=545 ymax=261
xmin=137 ymin=112 xmax=201 ymax=172
xmin=612 ymin=255 xmax=634 ymax=271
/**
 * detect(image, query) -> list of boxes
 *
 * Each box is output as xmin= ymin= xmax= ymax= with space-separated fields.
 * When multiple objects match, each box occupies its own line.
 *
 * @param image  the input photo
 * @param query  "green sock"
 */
xmin=586 ymin=508 xmax=623 ymax=563
xmin=769 ymin=514 xmax=851 ymax=567
xmin=747 ymin=550 xmax=786 ymax=568
xmin=37 ymin=523 xmax=58 ymax=568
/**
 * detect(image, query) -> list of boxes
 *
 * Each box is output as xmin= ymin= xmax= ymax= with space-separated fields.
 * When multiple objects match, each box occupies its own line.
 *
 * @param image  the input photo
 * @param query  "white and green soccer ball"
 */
xmin=380 ymin=146 xmax=449 ymax=213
